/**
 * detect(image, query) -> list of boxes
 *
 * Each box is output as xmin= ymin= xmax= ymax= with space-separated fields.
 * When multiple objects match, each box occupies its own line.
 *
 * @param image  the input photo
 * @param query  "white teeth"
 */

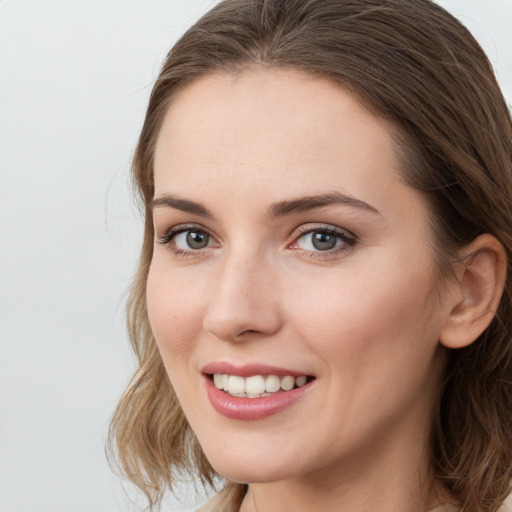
xmin=227 ymin=375 xmax=245 ymax=395
xmin=245 ymin=375 xmax=266 ymax=395
xmin=213 ymin=374 xmax=224 ymax=389
xmin=280 ymin=375 xmax=295 ymax=391
xmin=296 ymin=375 xmax=307 ymax=387
xmin=265 ymin=375 xmax=281 ymax=393
xmin=213 ymin=373 xmax=309 ymax=396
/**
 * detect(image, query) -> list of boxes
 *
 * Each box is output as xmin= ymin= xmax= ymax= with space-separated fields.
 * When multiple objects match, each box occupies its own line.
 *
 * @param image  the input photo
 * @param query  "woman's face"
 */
xmin=148 ymin=69 xmax=451 ymax=485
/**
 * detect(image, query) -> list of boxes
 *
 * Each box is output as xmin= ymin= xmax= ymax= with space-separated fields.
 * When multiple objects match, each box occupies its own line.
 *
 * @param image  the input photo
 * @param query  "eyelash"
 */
xmin=157 ymin=224 xmax=214 ymax=259
xmin=157 ymin=223 xmax=357 ymax=260
xmin=291 ymin=225 xmax=357 ymax=259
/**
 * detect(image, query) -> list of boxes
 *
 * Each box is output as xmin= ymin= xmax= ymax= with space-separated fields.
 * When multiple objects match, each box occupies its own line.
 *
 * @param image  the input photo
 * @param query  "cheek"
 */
xmin=280 ymin=258 xmax=444 ymax=446
xmin=146 ymin=261 xmax=208 ymax=361
xmin=283 ymin=257 xmax=440 ymax=366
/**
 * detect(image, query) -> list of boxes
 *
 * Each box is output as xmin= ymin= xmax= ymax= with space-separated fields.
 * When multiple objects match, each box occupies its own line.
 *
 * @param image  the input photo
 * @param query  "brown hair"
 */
xmin=108 ymin=1 xmax=512 ymax=510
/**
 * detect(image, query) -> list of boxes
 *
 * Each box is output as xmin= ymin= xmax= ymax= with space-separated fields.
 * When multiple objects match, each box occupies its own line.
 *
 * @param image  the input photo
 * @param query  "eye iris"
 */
xmin=186 ymin=231 xmax=209 ymax=249
xmin=312 ymin=231 xmax=337 ymax=251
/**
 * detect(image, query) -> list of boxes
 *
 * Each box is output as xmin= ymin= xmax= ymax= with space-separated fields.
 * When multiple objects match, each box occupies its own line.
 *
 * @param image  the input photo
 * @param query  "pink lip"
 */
xmin=201 ymin=361 xmax=313 ymax=378
xmin=202 ymin=369 xmax=315 ymax=421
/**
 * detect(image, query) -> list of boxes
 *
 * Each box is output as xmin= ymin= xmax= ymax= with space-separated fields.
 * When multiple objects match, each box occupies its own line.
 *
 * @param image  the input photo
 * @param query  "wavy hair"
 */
xmin=108 ymin=1 xmax=512 ymax=510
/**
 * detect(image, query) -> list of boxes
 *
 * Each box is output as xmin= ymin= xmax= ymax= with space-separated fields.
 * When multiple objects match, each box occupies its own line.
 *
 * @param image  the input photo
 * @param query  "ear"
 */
xmin=440 ymin=234 xmax=507 ymax=349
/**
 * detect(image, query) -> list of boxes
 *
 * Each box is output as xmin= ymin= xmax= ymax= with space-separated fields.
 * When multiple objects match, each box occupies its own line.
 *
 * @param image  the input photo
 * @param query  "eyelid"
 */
xmin=288 ymin=223 xmax=357 ymax=255
xmin=292 ymin=223 xmax=356 ymax=239
xmin=157 ymin=223 xmax=220 ymax=259
xmin=156 ymin=221 xmax=357 ymax=260
xmin=157 ymin=223 xmax=213 ymax=242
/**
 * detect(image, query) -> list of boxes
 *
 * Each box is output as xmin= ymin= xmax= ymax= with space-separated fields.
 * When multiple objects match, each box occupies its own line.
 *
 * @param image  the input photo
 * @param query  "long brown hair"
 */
xmin=108 ymin=1 xmax=512 ymax=510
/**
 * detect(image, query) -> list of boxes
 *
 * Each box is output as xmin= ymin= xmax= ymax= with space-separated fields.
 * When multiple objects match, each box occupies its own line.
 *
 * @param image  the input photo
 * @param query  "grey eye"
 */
xmin=311 ymin=232 xmax=337 ymax=251
xmin=296 ymin=230 xmax=341 ymax=251
xmin=175 ymin=230 xmax=212 ymax=250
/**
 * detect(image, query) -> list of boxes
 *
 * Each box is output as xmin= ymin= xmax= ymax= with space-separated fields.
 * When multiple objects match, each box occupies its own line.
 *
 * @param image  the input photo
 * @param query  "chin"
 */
xmin=215 ymin=465 xmax=291 ymax=485
xmin=202 ymin=444 xmax=296 ymax=484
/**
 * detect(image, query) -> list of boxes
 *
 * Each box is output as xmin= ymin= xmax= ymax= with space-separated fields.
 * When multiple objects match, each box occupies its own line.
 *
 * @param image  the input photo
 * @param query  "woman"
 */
xmin=109 ymin=0 xmax=512 ymax=511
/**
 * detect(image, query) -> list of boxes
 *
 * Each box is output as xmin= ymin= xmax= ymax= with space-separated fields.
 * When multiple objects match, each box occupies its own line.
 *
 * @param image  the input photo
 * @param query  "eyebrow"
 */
xmin=150 ymin=192 xmax=380 ymax=218
xmin=267 ymin=192 xmax=380 ymax=219
xmin=151 ymin=194 xmax=213 ymax=218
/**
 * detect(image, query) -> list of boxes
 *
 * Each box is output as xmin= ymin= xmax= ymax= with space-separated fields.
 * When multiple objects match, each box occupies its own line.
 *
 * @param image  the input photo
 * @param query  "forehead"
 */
xmin=153 ymin=68 xmax=415 ymax=217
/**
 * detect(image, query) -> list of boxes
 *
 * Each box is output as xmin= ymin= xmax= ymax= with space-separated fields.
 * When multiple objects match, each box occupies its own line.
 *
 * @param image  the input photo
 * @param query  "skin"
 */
xmin=147 ymin=68 xmax=461 ymax=512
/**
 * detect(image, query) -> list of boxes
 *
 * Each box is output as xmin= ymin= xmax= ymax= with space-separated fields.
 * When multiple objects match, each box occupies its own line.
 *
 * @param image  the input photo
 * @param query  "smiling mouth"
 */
xmin=210 ymin=373 xmax=314 ymax=398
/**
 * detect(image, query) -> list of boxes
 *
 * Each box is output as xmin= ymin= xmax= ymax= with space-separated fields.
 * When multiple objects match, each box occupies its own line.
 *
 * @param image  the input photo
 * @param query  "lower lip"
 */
xmin=203 ymin=375 xmax=314 ymax=420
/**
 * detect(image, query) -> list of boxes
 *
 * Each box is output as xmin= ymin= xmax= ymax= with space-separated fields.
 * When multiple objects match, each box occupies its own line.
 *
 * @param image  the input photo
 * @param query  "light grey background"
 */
xmin=1 ymin=1 xmax=511 ymax=511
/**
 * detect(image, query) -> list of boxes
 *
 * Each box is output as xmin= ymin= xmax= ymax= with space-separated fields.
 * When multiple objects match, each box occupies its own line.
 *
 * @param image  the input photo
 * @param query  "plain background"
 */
xmin=1 ymin=1 xmax=511 ymax=511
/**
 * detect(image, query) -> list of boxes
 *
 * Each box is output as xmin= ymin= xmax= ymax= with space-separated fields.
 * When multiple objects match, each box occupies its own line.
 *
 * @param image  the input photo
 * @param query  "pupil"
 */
xmin=186 ymin=231 xmax=209 ymax=249
xmin=312 ymin=232 xmax=337 ymax=251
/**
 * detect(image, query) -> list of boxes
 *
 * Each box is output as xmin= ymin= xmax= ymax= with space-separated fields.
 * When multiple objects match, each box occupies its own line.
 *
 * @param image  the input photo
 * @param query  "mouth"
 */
xmin=201 ymin=362 xmax=316 ymax=419
xmin=209 ymin=373 xmax=314 ymax=398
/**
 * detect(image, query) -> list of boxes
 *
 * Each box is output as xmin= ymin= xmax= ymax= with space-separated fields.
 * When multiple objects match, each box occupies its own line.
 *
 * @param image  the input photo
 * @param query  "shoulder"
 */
xmin=196 ymin=484 xmax=247 ymax=512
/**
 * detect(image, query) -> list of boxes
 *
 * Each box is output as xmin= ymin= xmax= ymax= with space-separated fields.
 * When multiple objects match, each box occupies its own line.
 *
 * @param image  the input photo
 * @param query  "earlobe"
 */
xmin=440 ymin=234 xmax=507 ymax=349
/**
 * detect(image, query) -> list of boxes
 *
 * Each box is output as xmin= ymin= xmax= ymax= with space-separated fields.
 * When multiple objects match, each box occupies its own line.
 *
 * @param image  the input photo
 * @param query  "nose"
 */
xmin=202 ymin=252 xmax=283 ymax=342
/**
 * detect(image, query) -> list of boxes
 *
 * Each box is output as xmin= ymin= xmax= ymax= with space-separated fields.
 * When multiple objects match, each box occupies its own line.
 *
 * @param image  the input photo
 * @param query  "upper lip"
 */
xmin=201 ymin=361 xmax=315 ymax=378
